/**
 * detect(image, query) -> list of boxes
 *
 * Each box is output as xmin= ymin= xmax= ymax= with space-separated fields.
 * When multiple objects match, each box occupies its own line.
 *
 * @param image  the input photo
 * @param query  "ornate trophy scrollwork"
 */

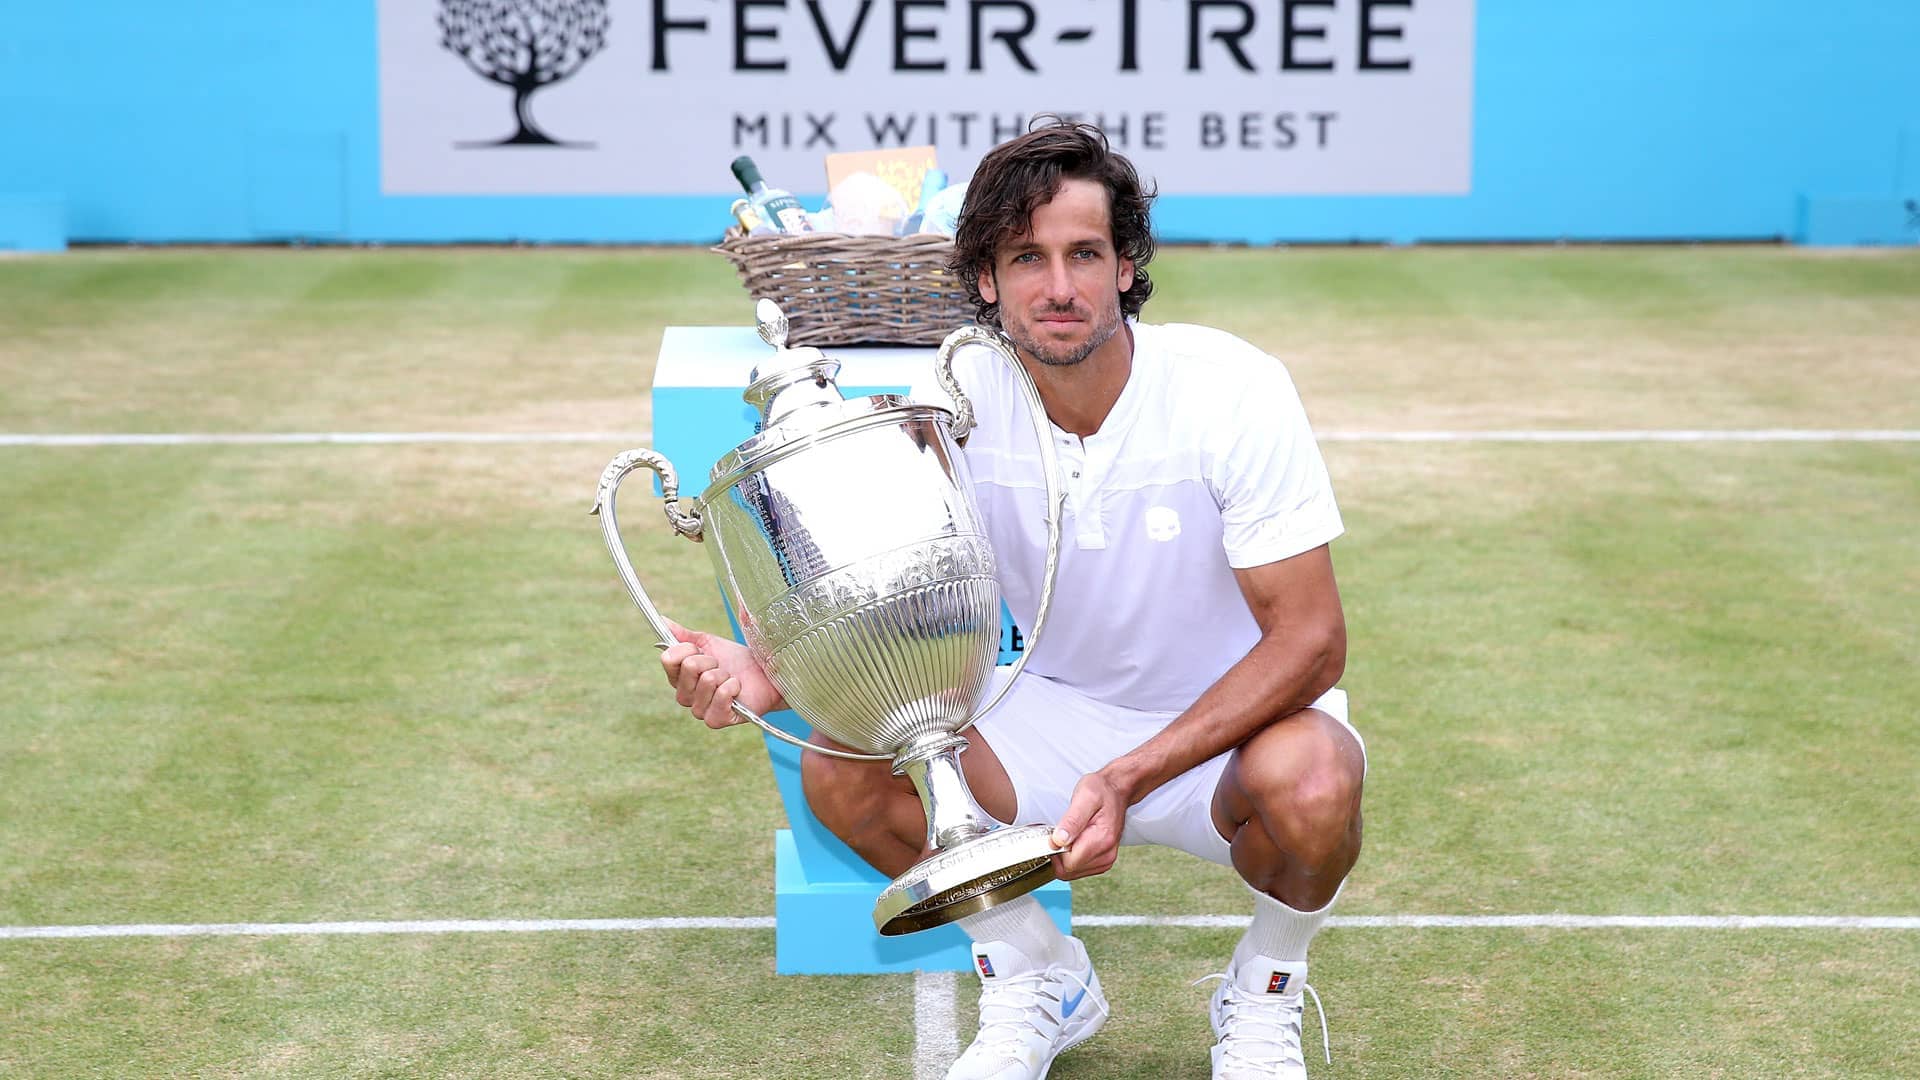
xmin=594 ymin=304 xmax=1067 ymax=934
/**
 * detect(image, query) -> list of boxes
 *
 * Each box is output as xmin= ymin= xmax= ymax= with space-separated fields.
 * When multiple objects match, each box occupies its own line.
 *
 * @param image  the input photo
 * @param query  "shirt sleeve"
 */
xmin=1213 ymin=358 xmax=1344 ymax=569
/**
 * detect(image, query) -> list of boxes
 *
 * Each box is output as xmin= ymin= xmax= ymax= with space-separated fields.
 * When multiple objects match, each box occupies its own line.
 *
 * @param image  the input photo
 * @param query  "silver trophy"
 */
xmin=592 ymin=301 xmax=1067 ymax=935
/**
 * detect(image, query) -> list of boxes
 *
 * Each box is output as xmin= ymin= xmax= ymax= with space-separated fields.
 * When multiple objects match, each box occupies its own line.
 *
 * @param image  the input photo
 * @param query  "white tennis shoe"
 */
xmin=1197 ymin=955 xmax=1330 ymax=1079
xmin=947 ymin=936 xmax=1109 ymax=1080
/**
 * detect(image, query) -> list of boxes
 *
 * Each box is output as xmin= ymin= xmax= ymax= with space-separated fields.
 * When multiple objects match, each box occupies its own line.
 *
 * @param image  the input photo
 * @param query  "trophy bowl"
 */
xmin=592 ymin=303 xmax=1067 ymax=935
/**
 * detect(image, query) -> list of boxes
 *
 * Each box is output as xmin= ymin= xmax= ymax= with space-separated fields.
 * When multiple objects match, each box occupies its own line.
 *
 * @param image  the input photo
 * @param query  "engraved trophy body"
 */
xmin=592 ymin=302 xmax=1067 ymax=935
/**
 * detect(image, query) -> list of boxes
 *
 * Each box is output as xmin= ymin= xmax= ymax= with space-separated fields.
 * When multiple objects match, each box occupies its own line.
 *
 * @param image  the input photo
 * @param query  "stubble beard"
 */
xmin=1005 ymin=301 xmax=1125 ymax=368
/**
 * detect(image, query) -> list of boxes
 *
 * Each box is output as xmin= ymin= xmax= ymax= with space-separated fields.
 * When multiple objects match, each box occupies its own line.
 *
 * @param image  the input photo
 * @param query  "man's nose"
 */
xmin=1042 ymin=258 xmax=1075 ymax=303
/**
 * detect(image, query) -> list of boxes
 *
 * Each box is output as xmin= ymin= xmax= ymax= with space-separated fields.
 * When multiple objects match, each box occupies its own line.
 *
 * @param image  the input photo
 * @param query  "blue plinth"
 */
xmin=652 ymin=327 xmax=1072 ymax=975
xmin=764 ymin=701 xmax=1071 ymax=974
xmin=775 ymin=832 xmax=1072 ymax=975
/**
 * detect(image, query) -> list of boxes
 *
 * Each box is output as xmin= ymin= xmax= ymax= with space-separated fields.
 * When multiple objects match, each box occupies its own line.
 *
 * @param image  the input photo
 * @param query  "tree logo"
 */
xmin=439 ymin=0 xmax=611 ymax=148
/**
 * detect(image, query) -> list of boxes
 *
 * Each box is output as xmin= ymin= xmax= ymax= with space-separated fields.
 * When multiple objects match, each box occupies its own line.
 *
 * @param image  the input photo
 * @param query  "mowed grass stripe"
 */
xmin=0 ymin=928 xmax=1913 ymax=1077
xmin=0 ymin=249 xmax=754 ymax=437
xmin=0 ymin=445 xmax=783 ymax=926
xmin=1078 ymin=441 xmax=1920 ymax=919
xmin=1332 ymin=442 xmax=1918 ymax=919
xmin=1158 ymin=248 xmax=1920 ymax=431
xmin=5 ymin=248 xmax=1918 ymax=435
xmin=2 ymin=252 xmax=352 ymax=433
xmin=0 ymin=931 xmax=919 ymax=1079
xmin=9 ymin=443 xmax=1912 ymax=924
xmin=1052 ymin=926 xmax=1920 ymax=1079
xmin=0 ymin=450 xmax=414 ymax=924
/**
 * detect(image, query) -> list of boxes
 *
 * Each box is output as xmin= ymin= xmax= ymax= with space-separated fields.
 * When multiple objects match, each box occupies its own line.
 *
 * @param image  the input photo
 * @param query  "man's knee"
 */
xmin=1236 ymin=711 xmax=1365 ymax=862
xmin=799 ymin=735 xmax=915 ymax=834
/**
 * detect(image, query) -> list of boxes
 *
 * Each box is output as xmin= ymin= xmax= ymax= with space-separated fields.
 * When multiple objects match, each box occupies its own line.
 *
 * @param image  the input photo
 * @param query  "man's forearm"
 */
xmin=1101 ymin=627 xmax=1344 ymax=806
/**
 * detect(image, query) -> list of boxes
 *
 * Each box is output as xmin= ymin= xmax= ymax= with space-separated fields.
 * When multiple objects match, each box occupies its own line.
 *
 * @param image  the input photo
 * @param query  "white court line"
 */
xmin=0 ymin=916 xmax=775 ymax=940
xmin=2 ymin=429 xmax=1919 ymax=448
xmin=1316 ymin=429 xmax=1920 ymax=442
xmin=10 ymin=911 xmax=1912 ymax=1077
xmin=1080 ymin=914 xmax=1920 ymax=930
xmin=914 ymin=971 xmax=960 ymax=1080
xmin=5 ymin=913 xmax=1915 ymax=940
xmin=0 ymin=432 xmax=651 ymax=447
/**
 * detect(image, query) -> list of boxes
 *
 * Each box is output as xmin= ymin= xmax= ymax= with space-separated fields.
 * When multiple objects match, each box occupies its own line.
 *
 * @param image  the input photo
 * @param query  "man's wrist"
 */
xmin=1099 ymin=755 xmax=1159 ymax=807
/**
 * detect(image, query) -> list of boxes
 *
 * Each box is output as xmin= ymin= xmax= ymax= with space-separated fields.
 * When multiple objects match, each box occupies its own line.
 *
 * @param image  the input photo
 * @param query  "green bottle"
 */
xmin=730 ymin=156 xmax=814 ymax=235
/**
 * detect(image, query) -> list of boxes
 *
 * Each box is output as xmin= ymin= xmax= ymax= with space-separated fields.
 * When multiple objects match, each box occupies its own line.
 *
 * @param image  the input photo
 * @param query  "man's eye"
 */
xmin=1013 ymin=253 xmax=1039 ymax=263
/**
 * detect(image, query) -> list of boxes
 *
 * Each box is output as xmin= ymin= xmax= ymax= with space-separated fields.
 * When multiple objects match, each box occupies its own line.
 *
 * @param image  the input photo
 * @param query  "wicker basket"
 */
xmin=713 ymin=232 xmax=975 ymax=346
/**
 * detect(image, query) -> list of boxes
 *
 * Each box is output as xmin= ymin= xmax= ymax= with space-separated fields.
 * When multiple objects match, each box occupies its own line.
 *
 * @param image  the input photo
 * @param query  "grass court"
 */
xmin=2 ymin=245 xmax=1917 ymax=1077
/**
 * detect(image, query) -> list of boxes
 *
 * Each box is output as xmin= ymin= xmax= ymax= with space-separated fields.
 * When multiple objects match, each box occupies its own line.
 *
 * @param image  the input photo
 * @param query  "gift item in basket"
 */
xmin=826 ymin=172 xmax=911 ymax=236
xmin=713 ymin=233 xmax=975 ymax=346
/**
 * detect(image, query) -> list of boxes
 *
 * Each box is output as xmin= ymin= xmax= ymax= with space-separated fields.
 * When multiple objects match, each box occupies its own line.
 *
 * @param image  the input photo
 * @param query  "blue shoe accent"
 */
xmin=1061 ymin=982 xmax=1089 ymax=1018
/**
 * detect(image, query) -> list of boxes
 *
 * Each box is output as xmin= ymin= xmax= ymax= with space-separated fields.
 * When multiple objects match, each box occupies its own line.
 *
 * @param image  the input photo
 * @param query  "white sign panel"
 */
xmin=380 ymin=1 xmax=1474 ymax=196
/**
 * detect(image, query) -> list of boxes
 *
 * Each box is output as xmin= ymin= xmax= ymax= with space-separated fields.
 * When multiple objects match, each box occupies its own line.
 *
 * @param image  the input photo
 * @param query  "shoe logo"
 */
xmin=1061 ymin=986 xmax=1088 ymax=1018
xmin=1267 ymin=972 xmax=1291 ymax=994
xmin=976 ymin=954 xmax=995 ymax=979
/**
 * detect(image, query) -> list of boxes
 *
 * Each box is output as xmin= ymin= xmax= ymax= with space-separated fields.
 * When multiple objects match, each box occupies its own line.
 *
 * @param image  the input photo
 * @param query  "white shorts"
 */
xmin=969 ymin=671 xmax=1363 ymax=868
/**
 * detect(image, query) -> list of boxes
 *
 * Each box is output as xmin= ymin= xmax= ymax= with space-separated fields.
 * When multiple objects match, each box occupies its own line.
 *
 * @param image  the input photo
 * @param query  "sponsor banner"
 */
xmin=380 ymin=1 xmax=1474 ymax=196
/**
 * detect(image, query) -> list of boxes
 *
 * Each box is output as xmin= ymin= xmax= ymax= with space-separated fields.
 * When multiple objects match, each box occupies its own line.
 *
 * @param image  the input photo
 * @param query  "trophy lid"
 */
xmin=742 ymin=299 xmax=844 ymax=427
xmin=705 ymin=299 xmax=956 ymax=495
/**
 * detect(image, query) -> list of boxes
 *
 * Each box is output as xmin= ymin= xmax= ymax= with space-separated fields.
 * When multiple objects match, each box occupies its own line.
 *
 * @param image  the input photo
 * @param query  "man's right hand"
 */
xmin=659 ymin=621 xmax=785 ymax=729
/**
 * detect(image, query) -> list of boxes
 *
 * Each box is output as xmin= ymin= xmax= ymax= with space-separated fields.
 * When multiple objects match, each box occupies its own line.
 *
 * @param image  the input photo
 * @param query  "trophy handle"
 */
xmin=591 ymin=448 xmax=890 ymax=763
xmin=934 ymin=327 xmax=1067 ymax=735
xmin=932 ymin=328 xmax=980 ymax=445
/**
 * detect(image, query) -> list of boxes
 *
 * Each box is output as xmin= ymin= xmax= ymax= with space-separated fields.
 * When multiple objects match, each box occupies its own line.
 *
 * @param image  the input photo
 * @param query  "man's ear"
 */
xmin=979 ymin=264 xmax=998 ymax=305
xmin=1117 ymin=256 xmax=1135 ymax=295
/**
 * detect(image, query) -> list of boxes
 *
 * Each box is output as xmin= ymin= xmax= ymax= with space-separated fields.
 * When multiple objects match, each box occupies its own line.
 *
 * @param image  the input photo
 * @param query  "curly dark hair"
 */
xmin=948 ymin=117 xmax=1157 ymax=329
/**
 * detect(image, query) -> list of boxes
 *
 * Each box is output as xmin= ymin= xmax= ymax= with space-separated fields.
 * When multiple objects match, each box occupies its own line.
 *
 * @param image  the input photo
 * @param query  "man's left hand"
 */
xmin=1050 ymin=770 xmax=1130 ymax=880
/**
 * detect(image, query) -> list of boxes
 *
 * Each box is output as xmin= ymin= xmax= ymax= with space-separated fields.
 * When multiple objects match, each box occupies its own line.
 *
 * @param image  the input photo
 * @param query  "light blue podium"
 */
xmin=652 ymin=326 xmax=1071 ymax=975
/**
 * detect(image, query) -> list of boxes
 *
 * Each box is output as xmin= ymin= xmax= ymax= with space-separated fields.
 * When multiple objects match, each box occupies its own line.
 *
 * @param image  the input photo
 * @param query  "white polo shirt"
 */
xmin=911 ymin=321 xmax=1343 ymax=713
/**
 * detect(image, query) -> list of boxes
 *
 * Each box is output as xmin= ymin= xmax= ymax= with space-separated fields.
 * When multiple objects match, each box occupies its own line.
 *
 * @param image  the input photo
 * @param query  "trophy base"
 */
xmin=872 ymin=823 xmax=1060 ymax=936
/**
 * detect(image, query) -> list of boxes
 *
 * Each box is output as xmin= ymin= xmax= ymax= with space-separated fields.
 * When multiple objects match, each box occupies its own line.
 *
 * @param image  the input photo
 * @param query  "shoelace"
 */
xmin=975 ymin=966 xmax=1110 ymax=1050
xmin=1192 ymin=973 xmax=1331 ymax=1069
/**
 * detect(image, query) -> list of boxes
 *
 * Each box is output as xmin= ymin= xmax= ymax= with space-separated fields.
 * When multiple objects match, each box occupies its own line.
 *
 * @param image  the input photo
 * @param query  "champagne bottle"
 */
xmin=730 ymin=156 xmax=813 ymax=235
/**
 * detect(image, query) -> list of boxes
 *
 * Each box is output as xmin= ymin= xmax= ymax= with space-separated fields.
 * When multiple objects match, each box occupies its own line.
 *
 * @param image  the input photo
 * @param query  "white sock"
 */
xmin=957 ymin=896 xmax=1070 ymax=967
xmin=1234 ymin=881 xmax=1344 ymax=967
